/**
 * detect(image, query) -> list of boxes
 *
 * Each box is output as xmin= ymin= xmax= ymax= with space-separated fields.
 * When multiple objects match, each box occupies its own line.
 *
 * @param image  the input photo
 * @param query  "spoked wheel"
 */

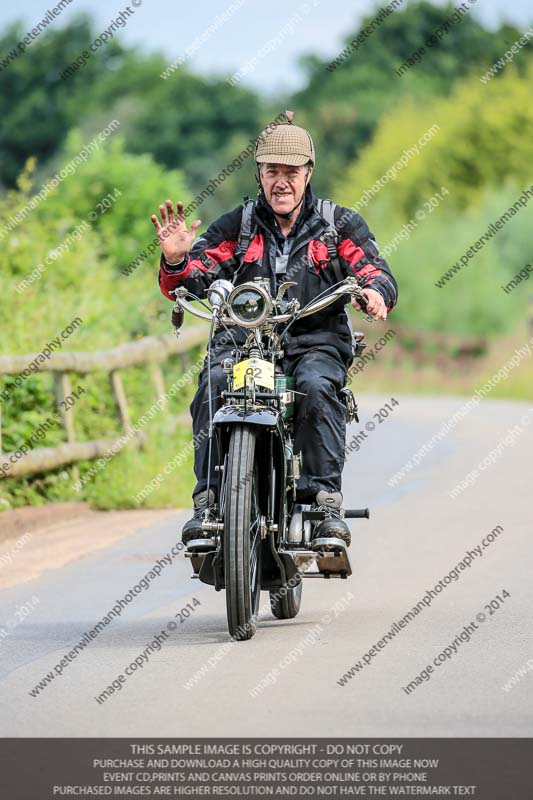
xmin=224 ymin=425 xmax=262 ymax=640
xmin=270 ymin=575 xmax=302 ymax=620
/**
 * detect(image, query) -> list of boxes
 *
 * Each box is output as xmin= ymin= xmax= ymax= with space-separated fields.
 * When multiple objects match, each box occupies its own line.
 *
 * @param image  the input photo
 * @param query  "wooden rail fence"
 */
xmin=0 ymin=322 xmax=489 ymax=480
xmin=0 ymin=328 xmax=207 ymax=479
xmin=389 ymin=325 xmax=487 ymax=364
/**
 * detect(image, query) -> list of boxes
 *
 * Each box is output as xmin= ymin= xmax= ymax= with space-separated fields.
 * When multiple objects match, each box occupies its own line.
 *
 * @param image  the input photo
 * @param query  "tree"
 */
xmin=0 ymin=15 xmax=266 ymax=208
xmin=290 ymin=2 xmax=530 ymax=197
xmin=0 ymin=17 xmax=127 ymax=186
xmin=334 ymin=64 xmax=533 ymax=215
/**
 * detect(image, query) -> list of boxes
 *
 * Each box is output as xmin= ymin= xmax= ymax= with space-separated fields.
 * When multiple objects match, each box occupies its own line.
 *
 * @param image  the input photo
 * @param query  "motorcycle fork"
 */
xmin=267 ymin=431 xmax=276 ymax=531
xmin=212 ymin=434 xmax=228 ymax=592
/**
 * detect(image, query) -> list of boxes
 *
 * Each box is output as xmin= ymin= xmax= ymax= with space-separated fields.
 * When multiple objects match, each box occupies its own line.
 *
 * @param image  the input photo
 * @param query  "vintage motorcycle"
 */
xmin=171 ymin=275 xmax=370 ymax=640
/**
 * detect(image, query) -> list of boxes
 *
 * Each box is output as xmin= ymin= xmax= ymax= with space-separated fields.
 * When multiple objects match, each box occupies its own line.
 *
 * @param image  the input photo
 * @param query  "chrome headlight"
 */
xmin=227 ymin=283 xmax=271 ymax=328
xmin=207 ymin=279 xmax=234 ymax=307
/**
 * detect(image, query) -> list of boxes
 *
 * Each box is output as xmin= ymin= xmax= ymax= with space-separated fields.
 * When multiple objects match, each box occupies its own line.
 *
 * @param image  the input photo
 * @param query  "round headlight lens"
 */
xmin=229 ymin=287 xmax=268 ymax=327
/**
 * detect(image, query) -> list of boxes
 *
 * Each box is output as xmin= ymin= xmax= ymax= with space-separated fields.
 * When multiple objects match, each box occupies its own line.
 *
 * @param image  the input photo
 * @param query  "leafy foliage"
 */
xmin=1 ymin=2 xmax=533 ymax=510
xmin=292 ymin=2 xmax=529 ymax=196
xmin=0 ymin=15 xmax=266 ymax=212
xmin=334 ymin=66 xmax=533 ymax=216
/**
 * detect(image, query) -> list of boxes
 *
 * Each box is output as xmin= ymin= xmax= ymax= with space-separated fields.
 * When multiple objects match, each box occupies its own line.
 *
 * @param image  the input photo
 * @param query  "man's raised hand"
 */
xmin=151 ymin=200 xmax=201 ymax=264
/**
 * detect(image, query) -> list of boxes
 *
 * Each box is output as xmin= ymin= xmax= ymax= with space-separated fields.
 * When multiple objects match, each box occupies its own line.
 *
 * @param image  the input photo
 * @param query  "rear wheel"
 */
xmin=269 ymin=576 xmax=302 ymax=620
xmin=224 ymin=426 xmax=262 ymax=640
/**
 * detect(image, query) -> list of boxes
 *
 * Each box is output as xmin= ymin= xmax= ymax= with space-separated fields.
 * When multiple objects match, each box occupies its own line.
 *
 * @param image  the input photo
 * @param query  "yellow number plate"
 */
xmin=233 ymin=358 xmax=274 ymax=391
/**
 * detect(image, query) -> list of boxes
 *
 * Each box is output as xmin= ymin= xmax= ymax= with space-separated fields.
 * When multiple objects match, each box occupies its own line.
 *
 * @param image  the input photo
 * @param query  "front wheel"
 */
xmin=224 ymin=426 xmax=262 ymax=640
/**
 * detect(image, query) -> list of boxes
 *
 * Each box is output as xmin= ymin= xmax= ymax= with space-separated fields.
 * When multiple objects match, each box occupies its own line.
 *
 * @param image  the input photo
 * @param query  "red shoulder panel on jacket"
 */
xmin=338 ymin=239 xmax=366 ymax=269
xmin=243 ymin=233 xmax=264 ymax=263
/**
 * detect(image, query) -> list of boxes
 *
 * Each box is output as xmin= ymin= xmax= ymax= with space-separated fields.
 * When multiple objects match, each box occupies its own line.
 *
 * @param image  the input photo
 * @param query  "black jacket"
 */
xmin=159 ymin=185 xmax=398 ymax=365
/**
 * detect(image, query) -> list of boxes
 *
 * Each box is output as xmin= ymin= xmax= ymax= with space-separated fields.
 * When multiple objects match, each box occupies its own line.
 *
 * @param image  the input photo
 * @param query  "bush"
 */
xmin=0 ymin=136 xmax=204 ymax=510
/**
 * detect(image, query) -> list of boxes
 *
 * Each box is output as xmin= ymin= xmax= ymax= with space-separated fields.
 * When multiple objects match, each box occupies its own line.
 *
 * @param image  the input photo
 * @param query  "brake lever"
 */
xmin=352 ymin=289 xmax=368 ymax=314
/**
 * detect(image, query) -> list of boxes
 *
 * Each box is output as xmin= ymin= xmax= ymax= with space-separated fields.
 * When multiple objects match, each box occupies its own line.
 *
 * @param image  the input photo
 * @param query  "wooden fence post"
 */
xmin=109 ymin=370 xmax=131 ymax=433
xmin=53 ymin=372 xmax=75 ymax=443
xmin=149 ymin=363 xmax=167 ymax=409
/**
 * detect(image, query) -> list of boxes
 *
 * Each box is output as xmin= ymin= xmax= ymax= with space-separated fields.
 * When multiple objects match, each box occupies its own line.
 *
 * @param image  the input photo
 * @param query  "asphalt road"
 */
xmin=0 ymin=394 xmax=531 ymax=737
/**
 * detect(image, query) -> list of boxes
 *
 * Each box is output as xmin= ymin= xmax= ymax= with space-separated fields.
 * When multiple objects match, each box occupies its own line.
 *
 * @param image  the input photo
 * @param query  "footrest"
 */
xmin=281 ymin=546 xmax=352 ymax=578
xmin=344 ymin=508 xmax=370 ymax=519
xmin=315 ymin=545 xmax=352 ymax=578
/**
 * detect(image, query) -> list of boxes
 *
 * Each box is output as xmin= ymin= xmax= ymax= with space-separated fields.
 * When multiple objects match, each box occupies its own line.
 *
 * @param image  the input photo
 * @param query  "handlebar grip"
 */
xmin=171 ymin=303 xmax=184 ymax=336
xmin=355 ymin=292 xmax=368 ymax=313
xmin=344 ymin=508 xmax=370 ymax=519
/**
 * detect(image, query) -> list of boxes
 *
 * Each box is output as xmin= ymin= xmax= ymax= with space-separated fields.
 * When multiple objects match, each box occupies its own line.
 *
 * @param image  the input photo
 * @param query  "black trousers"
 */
xmin=189 ymin=343 xmax=348 ymax=500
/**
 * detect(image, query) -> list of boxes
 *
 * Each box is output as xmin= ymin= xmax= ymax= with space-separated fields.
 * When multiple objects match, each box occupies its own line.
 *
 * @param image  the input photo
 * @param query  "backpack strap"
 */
xmin=318 ymin=198 xmax=358 ymax=368
xmin=237 ymin=196 xmax=256 ymax=260
xmin=317 ymin=198 xmax=344 ymax=284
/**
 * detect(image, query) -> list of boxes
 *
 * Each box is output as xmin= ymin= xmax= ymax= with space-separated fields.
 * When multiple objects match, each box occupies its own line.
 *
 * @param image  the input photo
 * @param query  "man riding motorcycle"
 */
xmin=153 ymin=112 xmax=398 ymax=549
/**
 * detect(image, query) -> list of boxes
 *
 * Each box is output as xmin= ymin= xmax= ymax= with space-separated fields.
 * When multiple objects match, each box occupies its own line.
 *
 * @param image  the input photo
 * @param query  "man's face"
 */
xmin=259 ymin=162 xmax=312 ymax=215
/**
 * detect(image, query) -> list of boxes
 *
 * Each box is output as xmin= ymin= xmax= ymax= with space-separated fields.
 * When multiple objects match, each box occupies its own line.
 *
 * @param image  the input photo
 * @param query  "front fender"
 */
xmin=212 ymin=404 xmax=280 ymax=428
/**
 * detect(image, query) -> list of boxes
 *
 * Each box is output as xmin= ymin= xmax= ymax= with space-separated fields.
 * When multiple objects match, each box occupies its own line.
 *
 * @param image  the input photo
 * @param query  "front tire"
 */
xmin=224 ymin=426 xmax=262 ymax=640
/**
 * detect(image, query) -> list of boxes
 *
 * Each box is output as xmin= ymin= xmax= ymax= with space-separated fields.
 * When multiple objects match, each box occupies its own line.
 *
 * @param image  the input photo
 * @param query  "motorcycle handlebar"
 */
xmin=171 ymin=278 xmax=369 ymax=325
xmin=295 ymin=281 xmax=362 ymax=319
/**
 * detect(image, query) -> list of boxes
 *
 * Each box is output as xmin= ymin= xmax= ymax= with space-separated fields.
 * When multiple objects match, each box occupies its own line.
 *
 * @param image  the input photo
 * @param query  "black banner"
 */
xmin=1 ymin=738 xmax=531 ymax=799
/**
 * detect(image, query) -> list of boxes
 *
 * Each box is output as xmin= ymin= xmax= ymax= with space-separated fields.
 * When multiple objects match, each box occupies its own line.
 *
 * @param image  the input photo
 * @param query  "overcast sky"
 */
xmin=2 ymin=0 xmax=532 ymax=94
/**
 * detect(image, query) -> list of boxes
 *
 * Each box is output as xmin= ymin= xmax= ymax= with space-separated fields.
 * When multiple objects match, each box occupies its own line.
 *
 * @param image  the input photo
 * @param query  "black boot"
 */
xmin=181 ymin=489 xmax=215 ymax=546
xmin=311 ymin=490 xmax=351 ymax=547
